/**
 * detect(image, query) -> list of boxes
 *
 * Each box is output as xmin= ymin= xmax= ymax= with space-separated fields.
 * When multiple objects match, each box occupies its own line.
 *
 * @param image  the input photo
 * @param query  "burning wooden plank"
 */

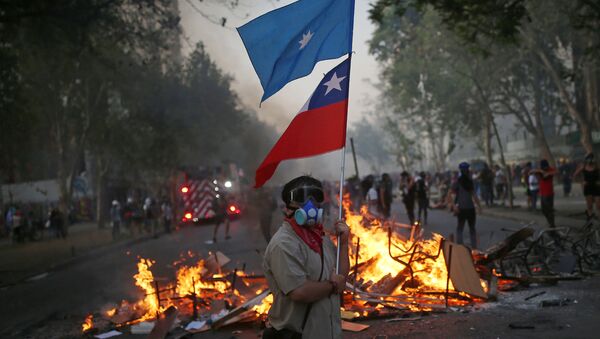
xmin=212 ymin=289 xmax=271 ymax=329
xmin=367 ymin=266 xmax=411 ymax=295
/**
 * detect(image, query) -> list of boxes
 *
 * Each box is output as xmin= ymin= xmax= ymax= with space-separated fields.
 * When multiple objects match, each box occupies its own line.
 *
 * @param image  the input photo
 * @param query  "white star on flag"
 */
xmin=322 ymin=72 xmax=346 ymax=95
xmin=298 ymin=30 xmax=314 ymax=50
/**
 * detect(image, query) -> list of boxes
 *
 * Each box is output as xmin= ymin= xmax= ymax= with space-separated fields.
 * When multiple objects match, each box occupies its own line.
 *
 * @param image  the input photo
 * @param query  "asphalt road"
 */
xmin=0 ymin=202 xmax=598 ymax=338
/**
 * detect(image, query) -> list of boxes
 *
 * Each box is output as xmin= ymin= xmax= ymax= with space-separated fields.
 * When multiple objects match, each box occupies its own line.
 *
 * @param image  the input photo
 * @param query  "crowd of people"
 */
xmin=341 ymin=153 xmax=600 ymax=250
xmin=110 ymin=197 xmax=174 ymax=239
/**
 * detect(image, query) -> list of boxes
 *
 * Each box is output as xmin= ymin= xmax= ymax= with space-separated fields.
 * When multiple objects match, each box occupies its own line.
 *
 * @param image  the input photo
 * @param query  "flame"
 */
xmin=342 ymin=194 xmax=466 ymax=308
xmin=252 ymin=294 xmax=273 ymax=315
xmin=106 ymin=308 xmax=117 ymax=317
xmin=175 ymin=260 xmax=229 ymax=296
xmin=81 ymin=314 xmax=93 ymax=332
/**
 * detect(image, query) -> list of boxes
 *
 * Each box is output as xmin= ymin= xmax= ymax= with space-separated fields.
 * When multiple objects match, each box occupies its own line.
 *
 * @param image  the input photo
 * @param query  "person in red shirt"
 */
xmin=532 ymin=159 xmax=557 ymax=228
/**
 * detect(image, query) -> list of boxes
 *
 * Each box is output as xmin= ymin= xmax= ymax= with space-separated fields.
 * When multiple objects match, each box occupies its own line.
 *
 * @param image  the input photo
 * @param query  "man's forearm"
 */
xmin=288 ymin=280 xmax=333 ymax=303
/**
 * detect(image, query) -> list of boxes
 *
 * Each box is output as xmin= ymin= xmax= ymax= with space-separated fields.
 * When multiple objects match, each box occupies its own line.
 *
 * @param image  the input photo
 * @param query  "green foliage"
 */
xmin=0 ymin=0 xmax=276 ymax=190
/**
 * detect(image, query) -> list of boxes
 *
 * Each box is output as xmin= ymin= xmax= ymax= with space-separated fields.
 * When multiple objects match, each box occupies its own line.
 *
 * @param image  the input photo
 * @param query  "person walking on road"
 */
xmin=480 ymin=163 xmax=494 ymax=207
xmin=415 ymin=172 xmax=429 ymax=225
xmin=528 ymin=168 xmax=540 ymax=211
xmin=211 ymin=193 xmax=231 ymax=243
xmin=531 ymin=159 xmax=557 ymax=228
xmin=262 ymin=176 xmax=349 ymax=339
xmin=379 ymin=173 xmax=394 ymax=220
xmin=494 ymin=164 xmax=507 ymax=206
xmin=161 ymin=201 xmax=173 ymax=233
xmin=573 ymin=153 xmax=600 ymax=220
xmin=110 ymin=200 xmax=122 ymax=240
xmin=447 ymin=162 xmax=482 ymax=249
xmin=400 ymin=171 xmax=416 ymax=225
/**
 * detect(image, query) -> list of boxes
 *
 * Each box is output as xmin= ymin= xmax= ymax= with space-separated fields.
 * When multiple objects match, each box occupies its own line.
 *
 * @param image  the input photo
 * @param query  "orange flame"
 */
xmin=81 ymin=314 xmax=93 ymax=332
xmin=342 ymin=194 xmax=459 ymax=306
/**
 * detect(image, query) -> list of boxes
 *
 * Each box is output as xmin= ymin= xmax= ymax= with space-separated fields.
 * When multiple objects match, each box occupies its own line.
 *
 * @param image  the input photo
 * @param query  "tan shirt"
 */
xmin=263 ymin=222 xmax=342 ymax=339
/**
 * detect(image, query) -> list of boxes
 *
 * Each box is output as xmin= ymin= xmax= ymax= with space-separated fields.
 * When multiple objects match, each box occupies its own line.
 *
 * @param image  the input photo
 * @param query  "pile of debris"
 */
xmin=82 ymin=251 xmax=273 ymax=337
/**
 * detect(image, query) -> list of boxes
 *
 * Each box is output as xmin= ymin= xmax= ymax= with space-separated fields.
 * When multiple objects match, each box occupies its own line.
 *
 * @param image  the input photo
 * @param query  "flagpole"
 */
xmin=336 ymin=0 xmax=356 ymax=275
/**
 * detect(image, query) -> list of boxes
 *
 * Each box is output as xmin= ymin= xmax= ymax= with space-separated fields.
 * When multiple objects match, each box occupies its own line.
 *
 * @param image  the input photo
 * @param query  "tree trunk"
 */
xmin=532 ymin=66 xmax=556 ymax=167
xmin=491 ymin=115 xmax=514 ymax=208
xmin=96 ymin=164 xmax=107 ymax=228
xmin=484 ymin=109 xmax=493 ymax=166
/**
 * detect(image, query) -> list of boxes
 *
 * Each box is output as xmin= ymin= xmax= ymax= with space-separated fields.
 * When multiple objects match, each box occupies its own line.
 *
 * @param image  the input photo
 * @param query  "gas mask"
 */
xmin=288 ymin=185 xmax=325 ymax=227
xmin=294 ymin=198 xmax=323 ymax=226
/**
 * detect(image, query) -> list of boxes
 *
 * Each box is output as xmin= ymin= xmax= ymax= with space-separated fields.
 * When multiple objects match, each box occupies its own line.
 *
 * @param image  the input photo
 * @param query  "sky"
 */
xmin=179 ymin=0 xmax=384 ymax=181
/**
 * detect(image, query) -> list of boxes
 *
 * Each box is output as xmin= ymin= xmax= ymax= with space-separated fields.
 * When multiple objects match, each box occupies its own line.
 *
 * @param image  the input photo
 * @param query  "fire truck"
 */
xmin=175 ymin=166 xmax=244 ymax=225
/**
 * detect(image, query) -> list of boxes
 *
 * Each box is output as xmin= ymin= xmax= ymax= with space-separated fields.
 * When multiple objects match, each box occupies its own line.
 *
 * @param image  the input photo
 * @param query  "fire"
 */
xmin=175 ymin=260 xmax=229 ymax=296
xmin=81 ymin=314 xmax=93 ymax=332
xmin=342 ymin=194 xmax=463 ymax=308
xmin=252 ymin=293 xmax=273 ymax=315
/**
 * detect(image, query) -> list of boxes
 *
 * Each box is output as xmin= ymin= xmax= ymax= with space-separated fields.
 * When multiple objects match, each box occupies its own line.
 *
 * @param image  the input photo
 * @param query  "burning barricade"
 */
xmin=83 ymin=195 xmax=600 ymax=337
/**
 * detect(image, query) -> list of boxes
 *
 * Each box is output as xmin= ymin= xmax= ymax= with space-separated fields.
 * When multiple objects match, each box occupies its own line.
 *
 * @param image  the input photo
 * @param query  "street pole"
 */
xmin=350 ymin=137 xmax=359 ymax=179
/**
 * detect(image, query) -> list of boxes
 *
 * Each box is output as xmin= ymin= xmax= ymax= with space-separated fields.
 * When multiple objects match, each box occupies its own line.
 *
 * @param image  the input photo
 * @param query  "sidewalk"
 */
xmin=0 ymin=222 xmax=151 ymax=287
xmin=480 ymin=184 xmax=589 ymax=228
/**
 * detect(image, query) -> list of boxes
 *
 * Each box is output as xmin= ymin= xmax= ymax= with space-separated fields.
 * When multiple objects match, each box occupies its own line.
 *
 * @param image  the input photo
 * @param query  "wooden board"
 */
xmin=443 ymin=241 xmax=487 ymax=299
xmin=341 ymin=320 xmax=370 ymax=332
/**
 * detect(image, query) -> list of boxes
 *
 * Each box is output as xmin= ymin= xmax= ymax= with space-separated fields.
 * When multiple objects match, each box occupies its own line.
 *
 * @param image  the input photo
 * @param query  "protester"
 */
xmin=256 ymin=187 xmax=277 ymax=243
xmin=378 ymin=173 xmax=394 ymax=220
xmin=494 ymin=164 xmax=507 ymax=206
xmin=528 ymin=167 xmax=540 ymax=210
xmin=400 ymin=171 xmax=416 ymax=225
xmin=532 ymin=159 xmax=557 ymax=228
xmin=262 ymin=176 xmax=349 ymax=339
xmin=480 ymin=163 xmax=494 ymax=207
xmin=522 ymin=162 xmax=532 ymax=209
xmin=161 ymin=201 xmax=173 ymax=233
xmin=49 ymin=206 xmax=66 ymax=239
xmin=559 ymin=159 xmax=573 ymax=197
xmin=110 ymin=200 xmax=122 ymax=240
xmin=211 ymin=193 xmax=231 ymax=243
xmin=365 ymin=178 xmax=379 ymax=216
xmin=415 ymin=172 xmax=429 ymax=225
xmin=447 ymin=162 xmax=482 ymax=249
xmin=573 ymin=153 xmax=600 ymax=220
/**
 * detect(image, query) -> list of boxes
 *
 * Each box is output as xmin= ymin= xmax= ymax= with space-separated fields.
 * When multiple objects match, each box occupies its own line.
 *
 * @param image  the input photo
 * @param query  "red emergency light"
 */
xmin=184 ymin=212 xmax=192 ymax=220
xmin=228 ymin=205 xmax=241 ymax=215
xmin=181 ymin=186 xmax=189 ymax=194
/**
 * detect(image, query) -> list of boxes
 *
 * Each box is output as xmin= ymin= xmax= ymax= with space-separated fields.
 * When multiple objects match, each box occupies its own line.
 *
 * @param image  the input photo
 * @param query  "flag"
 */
xmin=255 ymin=57 xmax=350 ymax=187
xmin=237 ymin=0 xmax=353 ymax=102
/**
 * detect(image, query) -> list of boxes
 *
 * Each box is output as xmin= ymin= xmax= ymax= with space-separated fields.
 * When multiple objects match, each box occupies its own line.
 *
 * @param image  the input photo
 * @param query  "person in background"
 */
xmin=528 ymin=166 xmax=540 ymax=210
xmin=573 ymin=153 xmax=600 ymax=220
xmin=447 ymin=162 xmax=482 ymax=249
xmin=110 ymin=200 xmax=122 ymax=240
xmin=161 ymin=201 xmax=173 ymax=233
xmin=379 ymin=173 xmax=394 ymax=220
xmin=494 ymin=164 xmax=507 ymax=206
xmin=480 ymin=163 xmax=494 ymax=207
xmin=531 ymin=159 xmax=557 ymax=228
xmin=399 ymin=171 xmax=416 ymax=225
xmin=212 ymin=193 xmax=231 ymax=243
xmin=559 ymin=159 xmax=573 ymax=197
xmin=262 ymin=176 xmax=349 ymax=339
xmin=415 ymin=171 xmax=429 ymax=225
xmin=522 ymin=162 xmax=532 ymax=209
xmin=365 ymin=178 xmax=379 ymax=216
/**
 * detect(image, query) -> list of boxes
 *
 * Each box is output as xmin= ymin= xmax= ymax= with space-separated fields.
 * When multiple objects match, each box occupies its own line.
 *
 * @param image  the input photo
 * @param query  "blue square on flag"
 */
xmin=237 ymin=0 xmax=353 ymax=102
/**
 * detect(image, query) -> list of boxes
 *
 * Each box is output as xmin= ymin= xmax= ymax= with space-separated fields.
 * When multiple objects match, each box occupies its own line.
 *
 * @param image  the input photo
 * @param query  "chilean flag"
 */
xmin=255 ymin=57 xmax=350 ymax=187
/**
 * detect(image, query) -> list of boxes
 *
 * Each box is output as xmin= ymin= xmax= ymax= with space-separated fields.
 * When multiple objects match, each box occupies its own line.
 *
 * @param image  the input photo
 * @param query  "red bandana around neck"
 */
xmin=285 ymin=217 xmax=324 ymax=255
